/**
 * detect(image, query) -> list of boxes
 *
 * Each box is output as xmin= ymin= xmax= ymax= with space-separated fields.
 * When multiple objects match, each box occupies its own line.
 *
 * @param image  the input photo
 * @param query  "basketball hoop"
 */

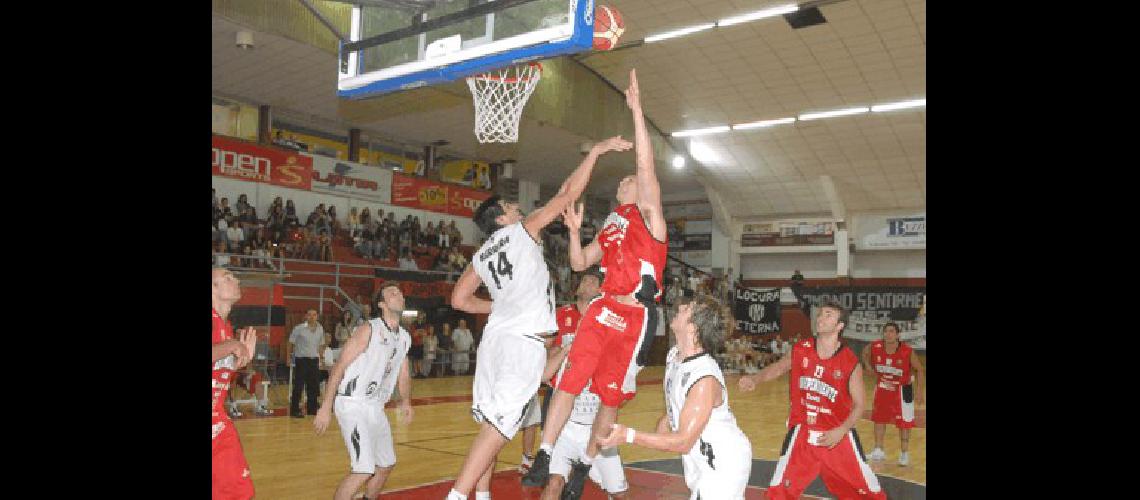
xmin=466 ymin=62 xmax=542 ymax=143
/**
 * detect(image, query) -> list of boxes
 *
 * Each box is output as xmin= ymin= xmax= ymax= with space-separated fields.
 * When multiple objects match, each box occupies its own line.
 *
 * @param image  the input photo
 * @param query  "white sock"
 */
xmin=475 ymin=492 xmax=491 ymax=500
xmin=446 ymin=490 xmax=467 ymax=500
xmin=539 ymin=443 xmax=553 ymax=454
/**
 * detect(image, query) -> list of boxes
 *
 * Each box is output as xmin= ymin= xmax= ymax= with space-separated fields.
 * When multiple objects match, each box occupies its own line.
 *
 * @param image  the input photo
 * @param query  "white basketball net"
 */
xmin=466 ymin=62 xmax=542 ymax=143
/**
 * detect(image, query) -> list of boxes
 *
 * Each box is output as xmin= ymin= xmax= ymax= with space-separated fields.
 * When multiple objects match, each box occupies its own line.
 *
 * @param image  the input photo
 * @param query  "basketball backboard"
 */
xmin=337 ymin=0 xmax=594 ymax=99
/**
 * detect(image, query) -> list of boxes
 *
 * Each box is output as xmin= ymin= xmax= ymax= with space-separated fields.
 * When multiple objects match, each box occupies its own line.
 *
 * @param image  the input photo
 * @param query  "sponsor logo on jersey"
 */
xmin=607 ymin=382 xmax=619 ymax=390
xmin=833 ymin=369 xmax=842 ymax=379
xmin=212 ymin=421 xmax=226 ymax=440
xmin=886 ymin=358 xmax=892 ymax=365
xmin=596 ymin=307 xmax=628 ymax=332
xmin=799 ymin=376 xmax=840 ymax=403
xmin=681 ymin=371 xmax=691 ymax=388
xmin=875 ymin=365 xmax=903 ymax=376
xmin=802 ymin=357 xmax=809 ymax=368
xmin=366 ymin=381 xmax=378 ymax=396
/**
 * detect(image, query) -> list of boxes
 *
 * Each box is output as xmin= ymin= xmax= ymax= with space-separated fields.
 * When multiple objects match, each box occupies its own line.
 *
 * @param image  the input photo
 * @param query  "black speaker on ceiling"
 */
xmin=784 ymin=7 xmax=827 ymax=29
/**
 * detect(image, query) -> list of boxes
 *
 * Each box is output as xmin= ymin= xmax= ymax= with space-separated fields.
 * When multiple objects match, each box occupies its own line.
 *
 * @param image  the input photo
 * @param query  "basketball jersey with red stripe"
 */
xmin=212 ymin=309 xmax=237 ymax=435
xmin=597 ymin=203 xmax=667 ymax=302
xmin=553 ymin=304 xmax=583 ymax=348
xmin=789 ymin=338 xmax=859 ymax=431
xmin=869 ymin=341 xmax=913 ymax=389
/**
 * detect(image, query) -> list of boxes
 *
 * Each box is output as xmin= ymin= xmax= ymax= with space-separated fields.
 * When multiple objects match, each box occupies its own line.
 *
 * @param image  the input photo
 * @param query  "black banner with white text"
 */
xmin=733 ymin=288 xmax=783 ymax=335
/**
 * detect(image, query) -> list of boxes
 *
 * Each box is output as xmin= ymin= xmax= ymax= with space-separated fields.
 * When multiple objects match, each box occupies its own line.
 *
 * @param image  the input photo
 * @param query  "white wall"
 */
xmin=212 ymin=176 xmax=481 ymax=243
xmin=740 ymin=253 xmax=837 ymax=280
xmin=851 ymin=250 xmax=926 ymax=278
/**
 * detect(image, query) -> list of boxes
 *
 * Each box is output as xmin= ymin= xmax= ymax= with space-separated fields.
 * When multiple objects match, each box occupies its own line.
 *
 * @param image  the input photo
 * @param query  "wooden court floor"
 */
xmin=232 ymin=364 xmax=926 ymax=499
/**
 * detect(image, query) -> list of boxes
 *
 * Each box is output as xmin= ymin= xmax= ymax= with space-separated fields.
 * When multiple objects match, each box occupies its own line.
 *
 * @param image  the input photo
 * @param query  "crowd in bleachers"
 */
xmin=211 ymin=188 xmax=470 ymax=273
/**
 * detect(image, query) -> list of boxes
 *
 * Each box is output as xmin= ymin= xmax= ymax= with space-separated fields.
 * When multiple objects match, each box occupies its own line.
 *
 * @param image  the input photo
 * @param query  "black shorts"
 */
xmin=409 ymin=345 xmax=424 ymax=359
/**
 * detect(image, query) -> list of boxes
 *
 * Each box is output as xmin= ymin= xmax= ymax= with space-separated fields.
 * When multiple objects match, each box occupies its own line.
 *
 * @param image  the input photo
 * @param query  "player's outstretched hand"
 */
xmin=562 ymin=203 xmax=584 ymax=233
xmin=313 ymin=407 xmax=332 ymax=435
xmin=818 ymin=427 xmax=846 ymax=449
xmin=625 ymin=68 xmax=641 ymax=111
xmin=738 ymin=374 xmax=758 ymax=392
xmin=593 ymin=135 xmax=633 ymax=154
xmin=397 ymin=401 xmax=414 ymax=424
xmin=237 ymin=327 xmax=257 ymax=368
xmin=598 ymin=423 xmax=628 ymax=448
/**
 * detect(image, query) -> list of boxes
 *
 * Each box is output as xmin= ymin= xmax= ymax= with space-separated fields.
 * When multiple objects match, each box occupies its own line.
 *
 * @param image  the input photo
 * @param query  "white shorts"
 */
xmin=681 ymin=437 xmax=752 ymax=500
xmin=471 ymin=332 xmax=546 ymax=440
xmin=520 ymin=392 xmax=542 ymax=429
xmin=549 ymin=420 xmax=628 ymax=494
xmin=334 ymin=398 xmax=395 ymax=474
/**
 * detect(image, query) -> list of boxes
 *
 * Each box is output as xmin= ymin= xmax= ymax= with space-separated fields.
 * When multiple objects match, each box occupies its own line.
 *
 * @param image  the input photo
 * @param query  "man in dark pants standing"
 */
xmin=286 ymin=309 xmax=326 ymax=418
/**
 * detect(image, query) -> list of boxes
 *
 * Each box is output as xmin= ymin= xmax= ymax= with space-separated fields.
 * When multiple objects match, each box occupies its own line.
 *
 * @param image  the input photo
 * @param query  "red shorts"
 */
xmin=556 ymin=295 xmax=657 ymax=407
xmin=871 ymin=383 xmax=916 ymax=429
xmin=212 ymin=418 xmax=254 ymax=500
xmin=767 ymin=424 xmax=886 ymax=500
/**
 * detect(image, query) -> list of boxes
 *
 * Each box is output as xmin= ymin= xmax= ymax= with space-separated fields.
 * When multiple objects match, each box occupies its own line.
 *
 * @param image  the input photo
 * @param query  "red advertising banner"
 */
xmin=391 ymin=174 xmax=491 ymax=217
xmin=449 ymin=184 xmax=492 ymax=218
xmin=211 ymin=135 xmax=312 ymax=190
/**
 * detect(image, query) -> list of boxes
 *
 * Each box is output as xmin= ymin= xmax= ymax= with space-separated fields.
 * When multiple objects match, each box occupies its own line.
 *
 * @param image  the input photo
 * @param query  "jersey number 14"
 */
xmin=486 ymin=252 xmax=514 ymax=289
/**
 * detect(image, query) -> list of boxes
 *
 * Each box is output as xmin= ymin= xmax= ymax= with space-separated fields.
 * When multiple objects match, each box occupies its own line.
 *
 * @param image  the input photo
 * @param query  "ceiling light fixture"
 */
xmin=798 ymin=107 xmax=869 ymax=121
xmin=871 ymin=98 xmax=926 ymax=112
xmin=672 ymin=155 xmax=686 ymax=169
xmin=645 ymin=23 xmax=717 ymax=43
xmin=671 ymin=125 xmax=730 ymax=138
xmin=733 ymin=117 xmax=796 ymax=130
xmin=717 ymin=4 xmax=800 ymax=27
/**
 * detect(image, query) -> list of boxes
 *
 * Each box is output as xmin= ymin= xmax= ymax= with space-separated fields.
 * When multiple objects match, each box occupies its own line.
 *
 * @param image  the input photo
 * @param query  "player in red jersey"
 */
xmin=522 ymin=69 xmax=668 ymax=500
xmin=212 ymin=267 xmax=258 ymax=500
xmin=862 ymin=322 xmax=925 ymax=466
xmin=739 ymin=300 xmax=886 ymax=499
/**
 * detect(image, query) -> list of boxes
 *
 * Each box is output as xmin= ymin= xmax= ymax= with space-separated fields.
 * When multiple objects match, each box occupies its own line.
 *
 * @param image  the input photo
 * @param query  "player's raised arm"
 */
xmin=523 ymin=136 xmax=632 ymax=240
xmin=562 ymin=202 xmax=603 ymax=271
xmin=598 ymin=376 xmax=720 ymax=453
xmin=450 ymin=264 xmax=492 ymax=314
xmin=625 ymin=68 xmax=666 ymax=242
xmin=314 ymin=322 xmax=372 ymax=435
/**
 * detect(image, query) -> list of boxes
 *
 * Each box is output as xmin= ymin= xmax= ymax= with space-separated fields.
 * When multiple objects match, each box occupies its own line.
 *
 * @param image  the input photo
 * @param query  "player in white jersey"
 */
xmin=446 ymin=136 xmax=633 ymax=500
xmin=599 ymin=296 xmax=752 ymax=500
xmin=541 ymin=331 xmax=629 ymax=500
xmin=314 ymin=282 xmax=414 ymax=500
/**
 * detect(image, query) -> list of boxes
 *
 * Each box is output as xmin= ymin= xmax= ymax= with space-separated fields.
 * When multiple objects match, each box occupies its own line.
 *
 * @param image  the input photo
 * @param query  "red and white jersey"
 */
xmin=597 ymin=204 xmax=667 ymax=302
xmin=212 ymin=308 xmax=238 ymax=439
xmin=553 ymin=303 xmax=584 ymax=348
xmin=869 ymin=341 xmax=913 ymax=391
xmin=788 ymin=338 xmax=859 ymax=431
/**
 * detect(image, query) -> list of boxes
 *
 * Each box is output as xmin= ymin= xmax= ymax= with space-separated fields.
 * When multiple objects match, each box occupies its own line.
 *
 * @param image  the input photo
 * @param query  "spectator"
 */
xmin=422 ymin=324 xmax=438 ymax=378
xmin=218 ymin=197 xmax=233 ymax=222
xmin=448 ymin=247 xmax=468 ymax=271
xmin=781 ymin=337 xmax=792 ymax=357
xmin=423 ymin=221 xmax=436 ymax=247
xmin=333 ymin=310 xmax=354 ymax=345
xmin=216 ymin=212 xmax=231 ymax=246
xmin=398 ymin=250 xmax=419 ymax=270
xmin=236 ymin=194 xmax=251 ymax=216
xmin=448 ymin=220 xmax=462 ymax=247
xmin=327 ymin=206 xmax=339 ymax=234
xmin=237 ymin=207 xmax=256 ymax=240
xmin=213 ymin=240 xmax=230 ymax=267
xmin=398 ymin=225 xmax=413 ymax=256
xmin=411 ymin=216 xmax=422 ymax=245
xmin=286 ymin=309 xmax=325 ymax=418
xmin=284 ymin=200 xmax=299 ymax=227
xmin=317 ymin=232 xmax=332 ymax=262
xmin=301 ymin=229 xmax=320 ymax=260
xmin=438 ymin=322 xmax=453 ymax=376
xmin=225 ymin=218 xmax=244 ymax=253
xmin=250 ymin=229 xmax=271 ymax=268
xmin=451 ymin=319 xmax=473 ymax=375
xmin=769 ymin=336 xmax=780 ymax=356
xmin=348 ymin=207 xmax=361 ymax=239
xmin=410 ymin=322 xmax=426 ymax=378
xmin=438 ymin=220 xmax=451 ymax=247
xmin=791 ymin=269 xmax=805 ymax=287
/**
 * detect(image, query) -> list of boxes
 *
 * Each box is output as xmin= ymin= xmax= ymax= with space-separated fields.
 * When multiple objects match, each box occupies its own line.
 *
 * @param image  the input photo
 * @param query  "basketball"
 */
xmin=593 ymin=5 xmax=625 ymax=51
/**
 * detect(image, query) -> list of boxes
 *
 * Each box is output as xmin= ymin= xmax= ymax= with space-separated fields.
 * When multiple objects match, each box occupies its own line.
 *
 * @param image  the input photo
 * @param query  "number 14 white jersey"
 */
xmin=473 ymin=222 xmax=557 ymax=338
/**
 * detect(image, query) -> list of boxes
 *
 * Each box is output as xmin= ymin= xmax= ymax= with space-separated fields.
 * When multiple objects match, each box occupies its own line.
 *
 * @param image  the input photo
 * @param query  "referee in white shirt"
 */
xmin=287 ymin=309 xmax=326 ymax=418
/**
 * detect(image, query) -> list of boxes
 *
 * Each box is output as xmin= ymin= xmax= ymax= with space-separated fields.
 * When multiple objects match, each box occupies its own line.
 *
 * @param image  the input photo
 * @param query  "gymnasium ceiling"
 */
xmin=212 ymin=0 xmax=925 ymax=220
